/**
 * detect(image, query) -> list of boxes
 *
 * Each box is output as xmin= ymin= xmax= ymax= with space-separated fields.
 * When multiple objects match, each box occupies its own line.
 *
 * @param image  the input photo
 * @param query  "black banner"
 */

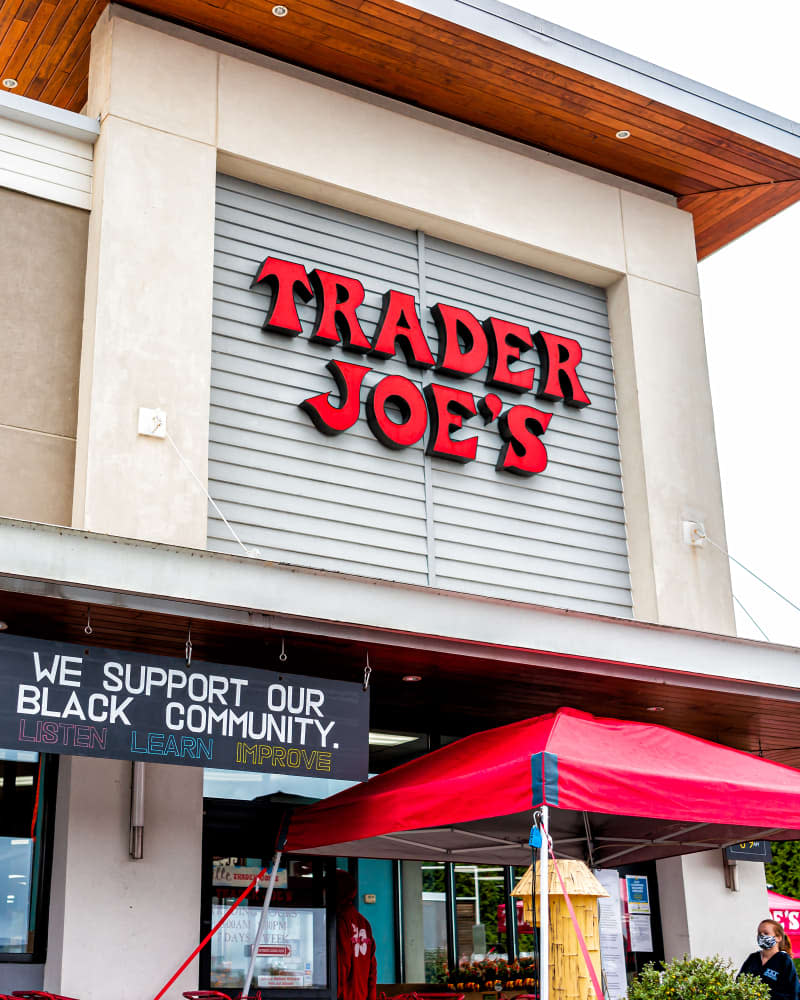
xmin=0 ymin=635 xmax=369 ymax=780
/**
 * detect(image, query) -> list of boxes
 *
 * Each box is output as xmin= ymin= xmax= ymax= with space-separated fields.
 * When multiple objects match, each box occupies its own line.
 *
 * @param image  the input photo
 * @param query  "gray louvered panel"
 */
xmin=422 ymin=235 xmax=631 ymax=615
xmin=210 ymin=175 xmax=429 ymax=585
xmin=209 ymin=175 xmax=632 ymax=616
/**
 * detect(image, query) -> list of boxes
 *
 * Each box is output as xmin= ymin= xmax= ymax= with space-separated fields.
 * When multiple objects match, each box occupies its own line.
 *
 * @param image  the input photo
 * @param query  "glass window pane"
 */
xmin=210 ymin=856 xmax=328 ymax=991
xmin=409 ymin=862 xmax=447 ymax=984
xmin=203 ymin=769 xmax=359 ymax=801
xmin=454 ymin=865 xmax=508 ymax=964
xmin=512 ymin=866 xmax=536 ymax=958
xmin=0 ymin=838 xmax=33 ymax=953
xmin=0 ymin=751 xmax=41 ymax=955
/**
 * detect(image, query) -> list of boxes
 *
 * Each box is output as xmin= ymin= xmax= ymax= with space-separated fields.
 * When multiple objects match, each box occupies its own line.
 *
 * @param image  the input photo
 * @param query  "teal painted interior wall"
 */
xmin=358 ymin=859 xmax=397 ymax=984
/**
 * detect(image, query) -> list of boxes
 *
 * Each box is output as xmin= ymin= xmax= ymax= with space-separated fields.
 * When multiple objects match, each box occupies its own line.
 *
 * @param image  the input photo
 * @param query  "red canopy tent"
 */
xmin=769 ymin=891 xmax=800 ymax=932
xmin=287 ymin=707 xmax=800 ymax=866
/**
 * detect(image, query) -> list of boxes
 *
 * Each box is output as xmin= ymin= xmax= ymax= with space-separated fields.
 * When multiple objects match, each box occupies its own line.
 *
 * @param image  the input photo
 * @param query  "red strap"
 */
xmin=547 ymin=842 xmax=604 ymax=1000
xmin=152 ymin=867 xmax=268 ymax=1000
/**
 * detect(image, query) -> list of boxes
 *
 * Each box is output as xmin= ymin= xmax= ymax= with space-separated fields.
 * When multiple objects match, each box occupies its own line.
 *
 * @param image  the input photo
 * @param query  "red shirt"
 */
xmin=337 ymin=903 xmax=377 ymax=1000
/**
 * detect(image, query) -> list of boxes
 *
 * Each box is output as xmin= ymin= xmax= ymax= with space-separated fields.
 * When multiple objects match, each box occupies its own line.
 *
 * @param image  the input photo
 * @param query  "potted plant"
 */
xmin=628 ymin=955 xmax=770 ymax=999
xmin=446 ymin=957 xmax=538 ymax=992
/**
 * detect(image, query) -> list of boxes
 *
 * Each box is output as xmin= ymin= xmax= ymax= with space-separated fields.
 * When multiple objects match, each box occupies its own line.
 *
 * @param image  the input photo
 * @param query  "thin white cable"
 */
xmin=698 ymin=529 xmax=800 ymax=619
xmin=732 ymin=594 xmax=770 ymax=642
xmin=163 ymin=429 xmax=252 ymax=558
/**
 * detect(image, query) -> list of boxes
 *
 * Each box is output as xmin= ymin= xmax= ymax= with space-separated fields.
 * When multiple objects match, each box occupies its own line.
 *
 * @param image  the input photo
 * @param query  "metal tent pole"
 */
xmin=242 ymin=850 xmax=283 ymax=998
xmin=539 ymin=805 xmax=549 ymax=1000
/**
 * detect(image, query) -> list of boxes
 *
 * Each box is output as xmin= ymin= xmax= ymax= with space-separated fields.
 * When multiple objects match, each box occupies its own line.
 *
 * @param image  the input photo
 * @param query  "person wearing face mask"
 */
xmin=738 ymin=920 xmax=800 ymax=999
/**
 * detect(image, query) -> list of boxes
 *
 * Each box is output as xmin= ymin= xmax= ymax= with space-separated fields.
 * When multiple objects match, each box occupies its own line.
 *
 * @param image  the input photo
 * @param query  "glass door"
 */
xmin=209 ymin=856 xmax=329 ymax=992
xmin=201 ymin=798 xmax=336 ymax=998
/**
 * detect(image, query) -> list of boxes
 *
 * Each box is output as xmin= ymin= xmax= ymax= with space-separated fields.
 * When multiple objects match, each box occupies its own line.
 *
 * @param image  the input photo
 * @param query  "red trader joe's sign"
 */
xmin=253 ymin=256 xmax=592 ymax=478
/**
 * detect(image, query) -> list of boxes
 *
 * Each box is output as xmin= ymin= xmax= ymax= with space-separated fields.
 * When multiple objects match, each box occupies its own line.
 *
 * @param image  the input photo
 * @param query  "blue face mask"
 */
xmin=758 ymin=933 xmax=778 ymax=950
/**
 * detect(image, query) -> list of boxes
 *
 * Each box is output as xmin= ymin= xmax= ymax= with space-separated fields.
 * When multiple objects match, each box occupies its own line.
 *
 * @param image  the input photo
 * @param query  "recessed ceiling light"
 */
xmin=646 ymin=706 xmax=664 ymax=712
xmin=615 ymin=129 xmax=631 ymax=140
xmin=272 ymin=4 xmax=289 ymax=15
xmin=2 ymin=79 xmax=18 ymax=89
xmin=368 ymin=731 xmax=418 ymax=747
xmin=402 ymin=674 xmax=422 ymax=683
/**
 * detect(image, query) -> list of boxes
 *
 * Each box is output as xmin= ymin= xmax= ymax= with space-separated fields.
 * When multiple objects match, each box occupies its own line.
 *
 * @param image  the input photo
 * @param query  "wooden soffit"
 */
xmin=3 ymin=0 xmax=800 ymax=258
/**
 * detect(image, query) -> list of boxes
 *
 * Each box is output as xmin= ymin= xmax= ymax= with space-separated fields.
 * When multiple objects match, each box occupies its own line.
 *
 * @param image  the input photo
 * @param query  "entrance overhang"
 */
xmin=1 ymin=517 xmax=800 ymax=763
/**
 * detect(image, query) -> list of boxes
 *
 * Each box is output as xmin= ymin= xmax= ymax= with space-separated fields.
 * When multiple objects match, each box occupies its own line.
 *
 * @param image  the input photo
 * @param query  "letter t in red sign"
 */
xmin=251 ymin=256 xmax=313 ymax=336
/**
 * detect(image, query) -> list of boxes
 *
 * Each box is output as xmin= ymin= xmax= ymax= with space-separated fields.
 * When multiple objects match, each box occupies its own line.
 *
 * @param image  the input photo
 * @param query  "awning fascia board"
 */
xmin=1 ymin=517 xmax=800 ymax=697
xmin=404 ymin=0 xmax=800 ymax=160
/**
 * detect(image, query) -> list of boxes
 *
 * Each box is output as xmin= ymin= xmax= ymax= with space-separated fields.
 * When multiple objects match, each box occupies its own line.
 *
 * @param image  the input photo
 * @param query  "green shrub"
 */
xmin=767 ymin=841 xmax=800 ymax=898
xmin=628 ymin=955 xmax=770 ymax=1000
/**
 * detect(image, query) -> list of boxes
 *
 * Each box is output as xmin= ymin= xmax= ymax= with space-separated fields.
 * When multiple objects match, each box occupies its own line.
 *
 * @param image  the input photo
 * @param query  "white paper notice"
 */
xmin=594 ymin=870 xmax=627 ymax=999
xmin=629 ymin=913 xmax=653 ymax=953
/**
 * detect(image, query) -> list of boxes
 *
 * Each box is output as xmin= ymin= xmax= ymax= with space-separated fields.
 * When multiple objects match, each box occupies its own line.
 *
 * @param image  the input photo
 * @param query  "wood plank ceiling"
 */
xmin=2 ymin=0 xmax=800 ymax=258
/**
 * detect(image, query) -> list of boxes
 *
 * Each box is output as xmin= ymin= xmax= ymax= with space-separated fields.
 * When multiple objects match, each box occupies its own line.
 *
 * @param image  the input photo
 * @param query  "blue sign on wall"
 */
xmin=625 ymin=876 xmax=650 ymax=913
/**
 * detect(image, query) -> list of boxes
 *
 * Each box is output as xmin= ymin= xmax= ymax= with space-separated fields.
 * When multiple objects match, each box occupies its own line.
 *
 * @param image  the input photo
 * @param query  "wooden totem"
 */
xmin=512 ymin=861 xmax=608 ymax=1000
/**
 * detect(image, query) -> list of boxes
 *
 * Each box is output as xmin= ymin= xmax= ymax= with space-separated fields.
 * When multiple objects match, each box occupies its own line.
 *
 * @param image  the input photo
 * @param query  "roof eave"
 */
xmin=407 ymin=0 xmax=800 ymax=161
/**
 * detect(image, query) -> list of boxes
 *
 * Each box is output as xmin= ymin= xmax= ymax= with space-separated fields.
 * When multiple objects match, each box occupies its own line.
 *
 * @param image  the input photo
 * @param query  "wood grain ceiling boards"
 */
xmin=2 ymin=587 xmax=800 ymax=769
xmin=3 ymin=0 xmax=800 ymax=257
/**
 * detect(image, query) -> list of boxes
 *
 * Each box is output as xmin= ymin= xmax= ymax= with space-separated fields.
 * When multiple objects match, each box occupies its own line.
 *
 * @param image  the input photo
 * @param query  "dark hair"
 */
xmin=760 ymin=919 xmax=793 ymax=956
xmin=336 ymin=868 xmax=357 ymax=909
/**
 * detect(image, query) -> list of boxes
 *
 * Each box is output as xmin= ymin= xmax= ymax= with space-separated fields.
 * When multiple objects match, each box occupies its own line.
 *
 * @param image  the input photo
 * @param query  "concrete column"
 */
xmin=44 ymin=15 xmax=212 ymax=998
xmin=655 ymin=857 xmax=691 ymax=960
xmin=72 ymin=11 xmax=218 ymax=547
xmin=44 ymin=757 xmax=203 ymax=999
xmin=657 ymin=851 xmax=768 ymax=966
xmin=609 ymin=191 xmax=736 ymax=634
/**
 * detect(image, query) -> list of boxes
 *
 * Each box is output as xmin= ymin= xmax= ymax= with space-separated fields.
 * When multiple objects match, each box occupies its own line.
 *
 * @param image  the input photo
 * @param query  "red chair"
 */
xmin=12 ymin=993 xmax=82 ymax=1000
xmin=182 ymin=993 xmax=262 ymax=1000
xmin=413 ymin=995 xmax=466 ymax=1000
xmin=378 ymin=994 xmax=465 ymax=1000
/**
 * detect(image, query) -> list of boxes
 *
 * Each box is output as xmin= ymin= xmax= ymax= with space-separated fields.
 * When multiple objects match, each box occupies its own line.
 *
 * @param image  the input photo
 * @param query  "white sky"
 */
xmin=505 ymin=0 xmax=800 ymax=645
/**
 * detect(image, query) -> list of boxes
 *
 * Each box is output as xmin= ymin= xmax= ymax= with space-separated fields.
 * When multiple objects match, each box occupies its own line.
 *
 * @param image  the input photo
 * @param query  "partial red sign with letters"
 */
xmin=253 ymin=255 xmax=592 ymax=478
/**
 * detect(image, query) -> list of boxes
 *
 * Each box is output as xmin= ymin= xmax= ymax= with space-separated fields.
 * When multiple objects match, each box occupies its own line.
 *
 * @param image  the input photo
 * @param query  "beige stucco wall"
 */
xmin=44 ymin=756 xmax=203 ymax=999
xmin=657 ymin=852 xmax=769 ymax=966
xmin=73 ymin=8 xmax=736 ymax=636
xmin=0 ymin=188 xmax=87 ymax=526
xmin=608 ymin=273 xmax=734 ymax=632
xmin=73 ymin=8 xmax=735 ymax=635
